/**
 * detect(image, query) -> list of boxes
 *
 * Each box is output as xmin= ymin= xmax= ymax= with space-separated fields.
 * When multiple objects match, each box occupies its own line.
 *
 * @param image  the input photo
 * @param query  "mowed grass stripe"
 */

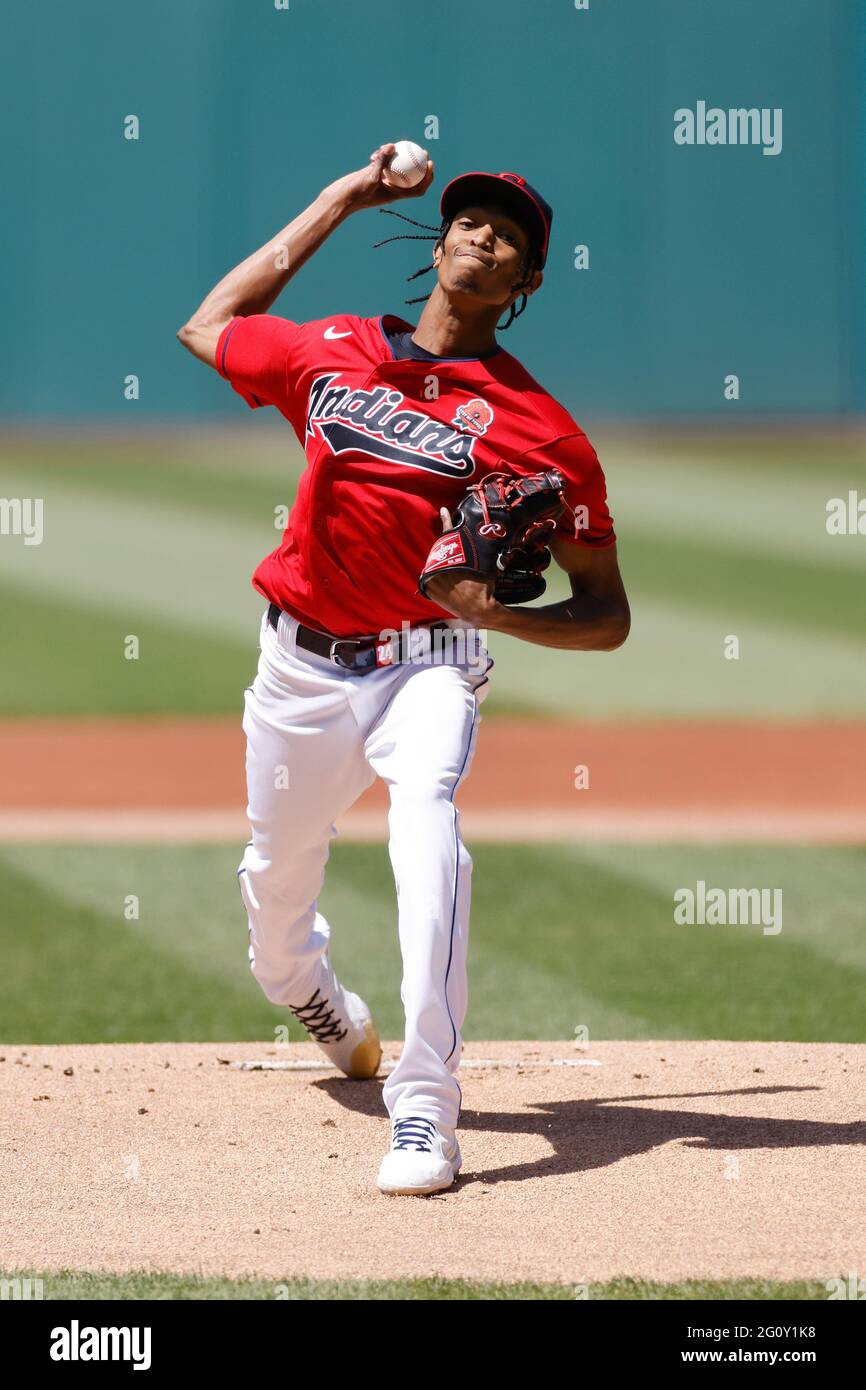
xmin=0 ymin=855 xmax=279 ymax=1043
xmin=604 ymin=447 xmax=866 ymax=574
xmin=469 ymin=844 xmax=866 ymax=1042
xmin=577 ymin=844 xmax=866 ymax=976
xmin=622 ymin=533 xmax=865 ymax=643
xmin=486 ymin=593 xmax=866 ymax=718
xmin=0 ymin=434 xmax=304 ymax=527
xmin=0 ymin=479 xmax=271 ymax=639
xmin=1 ymin=844 xmax=863 ymax=1045
xmin=0 ymin=581 xmax=256 ymax=715
xmin=0 ymin=1268 xmax=831 ymax=1301
xmin=0 ymin=843 xmax=406 ymax=1043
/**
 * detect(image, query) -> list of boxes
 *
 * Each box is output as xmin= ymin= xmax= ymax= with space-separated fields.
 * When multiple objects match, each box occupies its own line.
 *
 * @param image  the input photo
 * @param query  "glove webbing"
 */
xmin=472 ymin=471 xmax=566 ymax=562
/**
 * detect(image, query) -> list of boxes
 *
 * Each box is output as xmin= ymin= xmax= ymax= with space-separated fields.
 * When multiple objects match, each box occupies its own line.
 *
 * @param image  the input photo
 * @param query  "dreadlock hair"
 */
xmin=372 ymin=206 xmax=541 ymax=330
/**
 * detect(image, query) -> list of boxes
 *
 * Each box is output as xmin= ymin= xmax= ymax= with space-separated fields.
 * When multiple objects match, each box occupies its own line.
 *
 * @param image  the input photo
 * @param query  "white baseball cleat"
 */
xmin=287 ymin=952 xmax=382 ymax=1079
xmin=376 ymin=1116 xmax=462 ymax=1196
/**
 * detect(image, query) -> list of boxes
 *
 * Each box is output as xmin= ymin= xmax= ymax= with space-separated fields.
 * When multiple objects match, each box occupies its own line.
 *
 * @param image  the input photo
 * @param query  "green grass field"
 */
xmin=0 ymin=1270 xmax=831 ymax=1301
xmin=1 ymin=840 xmax=863 ymax=1044
xmin=2 ymin=429 xmax=864 ymax=719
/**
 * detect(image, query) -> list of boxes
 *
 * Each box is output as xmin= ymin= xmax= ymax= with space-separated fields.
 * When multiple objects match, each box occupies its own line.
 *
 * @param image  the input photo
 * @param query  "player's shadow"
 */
xmin=316 ymin=1078 xmax=866 ymax=1191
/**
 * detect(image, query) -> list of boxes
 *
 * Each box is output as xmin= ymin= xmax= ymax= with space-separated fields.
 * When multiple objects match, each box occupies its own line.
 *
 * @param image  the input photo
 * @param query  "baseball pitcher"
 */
xmin=177 ymin=143 xmax=630 ymax=1195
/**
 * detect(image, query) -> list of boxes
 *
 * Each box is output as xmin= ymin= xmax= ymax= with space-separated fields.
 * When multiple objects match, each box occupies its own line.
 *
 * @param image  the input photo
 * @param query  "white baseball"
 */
xmin=387 ymin=140 xmax=429 ymax=188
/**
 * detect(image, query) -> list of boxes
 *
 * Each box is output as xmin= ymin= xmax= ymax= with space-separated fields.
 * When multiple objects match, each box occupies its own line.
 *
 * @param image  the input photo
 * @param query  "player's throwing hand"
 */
xmin=325 ymin=142 xmax=435 ymax=215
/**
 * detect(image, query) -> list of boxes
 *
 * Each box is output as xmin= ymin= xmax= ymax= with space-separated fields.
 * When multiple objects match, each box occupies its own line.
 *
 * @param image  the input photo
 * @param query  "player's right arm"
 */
xmin=176 ymin=143 xmax=434 ymax=369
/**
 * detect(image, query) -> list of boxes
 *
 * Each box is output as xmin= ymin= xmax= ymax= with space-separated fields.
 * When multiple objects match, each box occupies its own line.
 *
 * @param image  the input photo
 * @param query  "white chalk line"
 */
xmin=236 ymin=1057 xmax=603 ymax=1073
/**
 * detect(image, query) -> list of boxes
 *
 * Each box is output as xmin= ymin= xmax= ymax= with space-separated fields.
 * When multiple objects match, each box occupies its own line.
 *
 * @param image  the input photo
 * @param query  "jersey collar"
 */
xmin=377 ymin=314 xmax=503 ymax=364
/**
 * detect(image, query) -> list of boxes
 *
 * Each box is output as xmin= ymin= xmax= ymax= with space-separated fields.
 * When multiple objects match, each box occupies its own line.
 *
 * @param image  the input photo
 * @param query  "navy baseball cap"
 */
xmin=440 ymin=170 xmax=553 ymax=268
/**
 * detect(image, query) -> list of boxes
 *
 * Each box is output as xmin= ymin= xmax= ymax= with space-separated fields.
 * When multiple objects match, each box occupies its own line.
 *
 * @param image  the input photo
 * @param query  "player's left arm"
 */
xmin=426 ymin=538 xmax=630 ymax=651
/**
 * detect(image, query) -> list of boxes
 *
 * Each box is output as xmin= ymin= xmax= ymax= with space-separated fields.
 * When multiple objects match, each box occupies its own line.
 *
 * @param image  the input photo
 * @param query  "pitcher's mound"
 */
xmin=1 ymin=1040 xmax=863 ymax=1285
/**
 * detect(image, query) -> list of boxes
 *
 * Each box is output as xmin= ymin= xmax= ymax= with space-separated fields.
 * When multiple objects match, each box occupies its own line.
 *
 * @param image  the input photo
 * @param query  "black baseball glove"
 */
xmin=419 ymin=470 xmax=566 ymax=606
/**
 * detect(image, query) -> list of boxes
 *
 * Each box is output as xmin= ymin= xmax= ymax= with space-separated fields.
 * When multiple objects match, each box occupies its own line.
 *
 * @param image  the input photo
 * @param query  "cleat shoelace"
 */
xmin=288 ymin=987 xmax=348 ymax=1045
xmin=392 ymin=1117 xmax=437 ymax=1153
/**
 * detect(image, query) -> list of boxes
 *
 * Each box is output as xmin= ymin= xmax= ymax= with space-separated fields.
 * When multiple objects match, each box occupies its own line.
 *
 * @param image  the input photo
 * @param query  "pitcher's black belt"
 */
xmin=267 ymin=603 xmax=451 ymax=675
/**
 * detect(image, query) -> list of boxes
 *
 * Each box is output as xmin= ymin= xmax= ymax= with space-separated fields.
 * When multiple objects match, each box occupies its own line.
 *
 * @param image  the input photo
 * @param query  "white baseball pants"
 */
xmin=238 ymin=607 xmax=494 ymax=1132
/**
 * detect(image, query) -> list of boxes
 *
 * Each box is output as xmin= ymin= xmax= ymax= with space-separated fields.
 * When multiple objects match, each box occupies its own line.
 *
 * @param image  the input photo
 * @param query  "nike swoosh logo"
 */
xmin=324 ymin=326 xmax=352 ymax=339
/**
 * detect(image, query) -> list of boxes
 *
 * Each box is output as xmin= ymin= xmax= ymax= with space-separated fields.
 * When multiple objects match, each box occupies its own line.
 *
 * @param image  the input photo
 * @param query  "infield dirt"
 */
xmin=2 ymin=1040 xmax=863 ymax=1285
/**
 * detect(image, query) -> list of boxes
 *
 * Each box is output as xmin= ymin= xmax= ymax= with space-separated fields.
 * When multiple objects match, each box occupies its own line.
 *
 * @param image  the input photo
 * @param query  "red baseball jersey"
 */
xmin=216 ymin=311 xmax=615 ymax=637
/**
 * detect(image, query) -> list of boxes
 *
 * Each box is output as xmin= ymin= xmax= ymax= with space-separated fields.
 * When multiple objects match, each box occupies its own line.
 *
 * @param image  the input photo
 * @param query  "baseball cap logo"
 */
xmin=453 ymin=398 xmax=494 ymax=437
